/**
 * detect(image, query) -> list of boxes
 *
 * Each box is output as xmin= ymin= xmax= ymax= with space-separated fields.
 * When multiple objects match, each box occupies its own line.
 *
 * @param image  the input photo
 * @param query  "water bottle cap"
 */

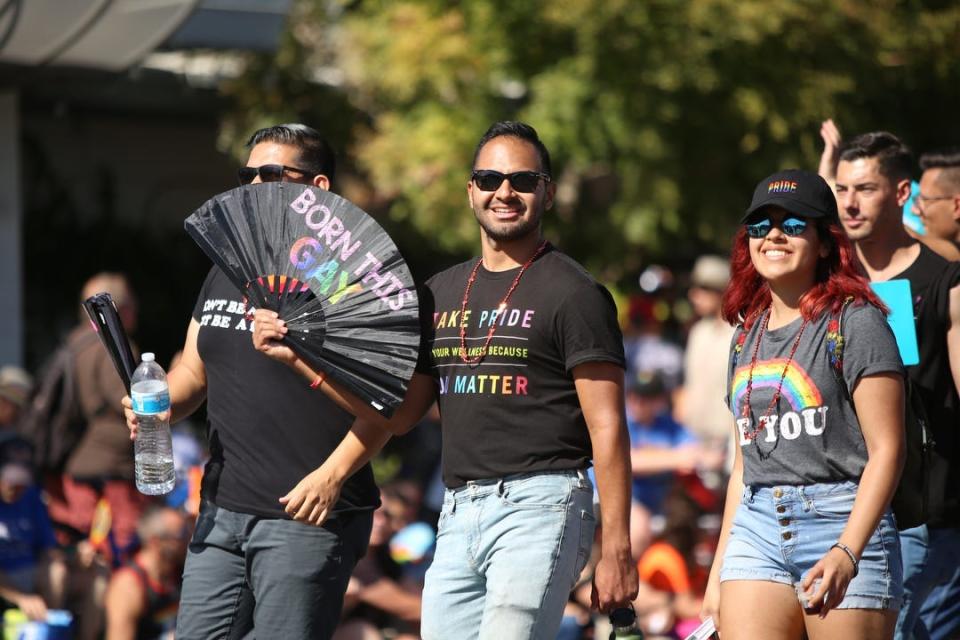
xmin=142 ymin=352 xmax=155 ymax=363
xmin=609 ymin=605 xmax=637 ymax=629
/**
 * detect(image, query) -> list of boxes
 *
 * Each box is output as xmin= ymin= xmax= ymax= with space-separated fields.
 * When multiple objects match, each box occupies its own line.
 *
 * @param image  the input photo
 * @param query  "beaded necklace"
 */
xmin=741 ymin=308 xmax=808 ymax=441
xmin=458 ymin=240 xmax=548 ymax=365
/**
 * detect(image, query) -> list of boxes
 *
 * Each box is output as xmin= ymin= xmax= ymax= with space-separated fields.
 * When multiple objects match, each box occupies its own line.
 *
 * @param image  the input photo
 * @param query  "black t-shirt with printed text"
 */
xmin=192 ymin=267 xmax=379 ymax=518
xmin=419 ymin=245 xmax=625 ymax=488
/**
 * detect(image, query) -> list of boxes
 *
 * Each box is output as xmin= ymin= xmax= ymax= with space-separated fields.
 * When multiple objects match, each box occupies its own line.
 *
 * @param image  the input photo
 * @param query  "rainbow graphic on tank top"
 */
xmin=730 ymin=358 xmax=822 ymax=414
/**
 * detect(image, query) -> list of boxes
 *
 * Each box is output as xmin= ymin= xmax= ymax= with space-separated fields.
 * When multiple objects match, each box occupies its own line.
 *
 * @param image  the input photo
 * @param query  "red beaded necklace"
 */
xmin=741 ymin=308 xmax=808 ymax=441
xmin=458 ymin=240 xmax=548 ymax=365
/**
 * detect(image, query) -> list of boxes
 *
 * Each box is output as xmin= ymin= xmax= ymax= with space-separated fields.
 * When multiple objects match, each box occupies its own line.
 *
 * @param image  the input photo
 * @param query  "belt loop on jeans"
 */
xmin=798 ymin=485 xmax=811 ymax=511
xmin=496 ymin=478 xmax=505 ymax=497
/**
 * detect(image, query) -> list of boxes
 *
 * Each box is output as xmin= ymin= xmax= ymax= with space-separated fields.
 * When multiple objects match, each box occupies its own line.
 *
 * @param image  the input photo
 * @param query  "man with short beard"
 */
xmin=835 ymin=132 xmax=960 ymax=640
xmin=253 ymin=121 xmax=638 ymax=639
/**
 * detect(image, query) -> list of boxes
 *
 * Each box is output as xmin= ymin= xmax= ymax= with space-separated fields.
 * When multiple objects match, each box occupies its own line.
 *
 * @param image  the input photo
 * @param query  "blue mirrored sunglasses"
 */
xmin=744 ymin=215 xmax=809 ymax=238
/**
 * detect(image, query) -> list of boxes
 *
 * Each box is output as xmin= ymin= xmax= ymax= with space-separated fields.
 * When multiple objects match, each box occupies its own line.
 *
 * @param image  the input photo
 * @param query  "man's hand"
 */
xmin=252 ymin=309 xmax=297 ymax=366
xmin=121 ymin=395 xmax=138 ymax=440
xmin=120 ymin=396 xmax=169 ymax=441
xmin=591 ymin=551 xmax=639 ymax=613
xmin=279 ymin=466 xmax=343 ymax=526
xmin=818 ymin=118 xmax=843 ymax=183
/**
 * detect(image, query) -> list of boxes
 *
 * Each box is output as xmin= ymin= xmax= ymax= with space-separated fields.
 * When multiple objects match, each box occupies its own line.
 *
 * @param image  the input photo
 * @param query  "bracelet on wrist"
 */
xmin=831 ymin=542 xmax=859 ymax=577
xmin=309 ymin=371 xmax=327 ymax=389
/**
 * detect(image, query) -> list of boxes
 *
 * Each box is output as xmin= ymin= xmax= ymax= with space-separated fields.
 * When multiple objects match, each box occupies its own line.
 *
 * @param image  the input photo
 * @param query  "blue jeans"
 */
xmin=721 ymin=481 xmax=902 ymax=610
xmin=176 ymin=500 xmax=372 ymax=640
xmin=895 ymin=525 xmax=960 ymax=640
xmin=420 ymin=469 xmax=596 ymax=640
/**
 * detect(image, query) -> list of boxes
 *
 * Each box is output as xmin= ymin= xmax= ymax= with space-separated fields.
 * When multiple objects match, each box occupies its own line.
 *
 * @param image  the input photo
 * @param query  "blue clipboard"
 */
xmin=870 ymin=279 xmax=919 ymax=366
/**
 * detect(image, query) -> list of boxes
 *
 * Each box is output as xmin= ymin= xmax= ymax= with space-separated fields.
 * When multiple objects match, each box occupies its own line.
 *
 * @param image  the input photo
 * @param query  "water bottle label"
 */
xmin=132 ymin=390 xmax=170 ymax=414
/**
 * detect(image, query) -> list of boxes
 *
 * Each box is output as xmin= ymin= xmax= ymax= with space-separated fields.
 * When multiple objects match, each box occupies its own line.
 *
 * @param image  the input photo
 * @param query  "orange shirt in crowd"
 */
xmin=637 ymin=541 xmax=707 ymax=595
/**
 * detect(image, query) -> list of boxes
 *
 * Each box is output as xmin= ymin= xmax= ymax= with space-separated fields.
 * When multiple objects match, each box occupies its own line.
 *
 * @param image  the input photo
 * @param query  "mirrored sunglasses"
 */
xmin=237 ymin=164 xmax=314 ymax=185
xmin=471 ymin=170 xmax=550 ymax=193
xmin=745 ymin=215 xmax=809 ymax=238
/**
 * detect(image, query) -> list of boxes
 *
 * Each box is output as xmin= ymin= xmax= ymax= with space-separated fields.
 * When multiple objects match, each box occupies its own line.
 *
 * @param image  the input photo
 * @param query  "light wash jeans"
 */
xmin=420 ymin=469 xmax=596 ymax=640
xmin=895 ymin=524 xmax=960 ymax=640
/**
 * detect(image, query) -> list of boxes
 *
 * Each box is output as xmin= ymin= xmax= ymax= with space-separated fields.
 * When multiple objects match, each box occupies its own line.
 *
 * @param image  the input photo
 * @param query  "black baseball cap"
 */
xmin=742 ymin=168 xmax=839 ymax=223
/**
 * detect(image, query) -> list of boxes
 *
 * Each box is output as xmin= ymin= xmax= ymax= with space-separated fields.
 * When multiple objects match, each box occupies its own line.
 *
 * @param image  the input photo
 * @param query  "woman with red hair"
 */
xmin=701 ymin=169 xmax=905 ymax=639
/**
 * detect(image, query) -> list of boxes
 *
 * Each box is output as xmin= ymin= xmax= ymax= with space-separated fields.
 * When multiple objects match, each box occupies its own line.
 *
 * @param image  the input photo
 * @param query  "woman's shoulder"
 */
xmin=841 ymin=300 xmax=888 ymax=331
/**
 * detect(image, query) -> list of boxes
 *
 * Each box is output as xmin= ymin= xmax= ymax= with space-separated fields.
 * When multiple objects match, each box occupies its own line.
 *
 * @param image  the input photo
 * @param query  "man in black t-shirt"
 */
xmin=123 ymin=124 xmax=378 ymax=640
xmin=253 ymin=121 xmax=639 ymax=639
xmin=835 ymin=132 xmax=960 ymax=640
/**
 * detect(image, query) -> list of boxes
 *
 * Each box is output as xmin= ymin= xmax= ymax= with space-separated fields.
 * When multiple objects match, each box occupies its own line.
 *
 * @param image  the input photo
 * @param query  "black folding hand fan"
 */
xmin=184 ymin=183 xmax=420 ymax=417
xmin=82 ymin=292 xmax=138 ymax=389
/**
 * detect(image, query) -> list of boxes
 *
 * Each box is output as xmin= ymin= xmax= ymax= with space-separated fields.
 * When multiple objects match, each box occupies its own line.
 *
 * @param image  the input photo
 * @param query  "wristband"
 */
xmin=309 ymin=372 xmax=327 ymax=389
xmin=831 ymin=542 xmax=859 ymax=577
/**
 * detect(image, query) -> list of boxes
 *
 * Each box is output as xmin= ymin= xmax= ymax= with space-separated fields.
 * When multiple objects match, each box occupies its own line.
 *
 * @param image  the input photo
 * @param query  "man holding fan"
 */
xmin=124 ymin=124 xmax=380 ymax=640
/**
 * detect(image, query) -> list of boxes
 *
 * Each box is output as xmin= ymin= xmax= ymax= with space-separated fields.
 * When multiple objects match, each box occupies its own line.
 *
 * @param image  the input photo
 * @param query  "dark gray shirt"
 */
xmin=726 ymin=303 xmax=902 ymax=487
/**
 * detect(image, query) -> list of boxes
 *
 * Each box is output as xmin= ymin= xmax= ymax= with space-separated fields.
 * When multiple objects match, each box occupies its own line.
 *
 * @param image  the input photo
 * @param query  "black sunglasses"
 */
xmin=471 ymin=170 xmax=551 ymax=193
xmin=744 ymin=215 xmax=809 ymax=238
xmin=238 ymin=164 xmax=315 ymax=185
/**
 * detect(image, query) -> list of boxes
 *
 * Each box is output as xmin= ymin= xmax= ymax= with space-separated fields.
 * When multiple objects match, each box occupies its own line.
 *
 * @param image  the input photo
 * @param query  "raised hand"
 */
xmin=818 ymin=119 xmax=843 ymax=183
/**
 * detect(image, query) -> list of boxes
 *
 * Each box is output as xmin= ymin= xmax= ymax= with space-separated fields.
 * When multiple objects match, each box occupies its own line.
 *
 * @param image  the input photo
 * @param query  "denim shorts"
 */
xmin=720 ymin=480 xmax=902 ymax=610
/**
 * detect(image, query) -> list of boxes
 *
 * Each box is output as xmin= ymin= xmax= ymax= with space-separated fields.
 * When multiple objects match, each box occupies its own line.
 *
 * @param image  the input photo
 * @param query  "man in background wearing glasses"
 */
xmin=914 ymin=150 xmax=960 ymax=256
xmin=254 ymin=120 xmax=639 ymax=638
xmin=124 ymin=124 xmax=379 ymax=639
xmin=835 ymin=132 xmax=960 ymax=640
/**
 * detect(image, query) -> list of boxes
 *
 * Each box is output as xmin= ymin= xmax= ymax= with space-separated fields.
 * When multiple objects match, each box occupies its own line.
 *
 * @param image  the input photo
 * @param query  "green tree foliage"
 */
xmin=221 ymin=0 xmax=960 ymax=282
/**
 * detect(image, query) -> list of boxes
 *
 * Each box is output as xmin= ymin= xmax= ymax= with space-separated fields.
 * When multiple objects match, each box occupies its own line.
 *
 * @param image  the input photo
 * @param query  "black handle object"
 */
xmin=609 ymin=605 xmax=644 ymax=639
xmin=82 ymin=292 xmax=138 ymax=389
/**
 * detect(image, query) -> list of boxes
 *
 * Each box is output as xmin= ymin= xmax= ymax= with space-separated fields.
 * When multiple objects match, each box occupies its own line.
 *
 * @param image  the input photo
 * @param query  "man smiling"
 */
xmin=412 ymin=123 xmax=636 ymax=638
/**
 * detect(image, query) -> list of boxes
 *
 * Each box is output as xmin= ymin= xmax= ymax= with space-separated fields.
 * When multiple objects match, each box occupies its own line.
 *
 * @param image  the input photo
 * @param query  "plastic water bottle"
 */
xmin=131 ymin=353 xmax=175 ymax=495
xmin=609 ymin=606 xmax=644 ymax=640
